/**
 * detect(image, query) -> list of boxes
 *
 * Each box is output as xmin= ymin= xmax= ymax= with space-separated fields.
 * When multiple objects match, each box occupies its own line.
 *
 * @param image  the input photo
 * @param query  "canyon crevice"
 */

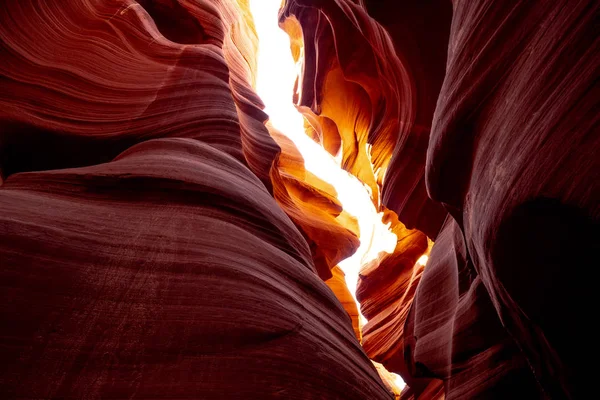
xmin=1 ymin=0 xmax=598 ymax=399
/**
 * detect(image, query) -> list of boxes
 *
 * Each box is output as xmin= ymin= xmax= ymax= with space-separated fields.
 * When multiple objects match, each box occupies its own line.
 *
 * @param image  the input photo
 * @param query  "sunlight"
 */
xmin=417 ymin=254 xmax=429 ymax=266
xmin=250 ymin=0 xmax=405 ymax=392
xmin=249 ymin=0 xmax=397 ymax=313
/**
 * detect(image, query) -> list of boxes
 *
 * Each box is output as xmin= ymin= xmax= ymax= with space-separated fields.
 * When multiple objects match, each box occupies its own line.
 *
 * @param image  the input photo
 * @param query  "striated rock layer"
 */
xmin=1 ymin=0 xmax=598 ymax=398
xmin=0 ymin=0 xmax=392 ymax=398
xmin=282 ymin=0 xmax=599 ymax=399
xmin=422 ymin=1 xmax=599 ymax=398
xmin=0 ymin=139 xmax=391 ymax=398
xmin=279 ymin=0 xmax=450 ymax=239
xmin=278 ymin=0 xmax=446 ymax=395
xmin=268 ymin=124 xmax=363 ymax=337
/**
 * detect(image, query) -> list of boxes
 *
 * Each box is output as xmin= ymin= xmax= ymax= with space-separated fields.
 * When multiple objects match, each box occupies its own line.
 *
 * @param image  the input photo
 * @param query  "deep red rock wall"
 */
xmin=0 ymin=1 xmax=392 ymax=398
xmin=281 ymin=0 xmax=598 ymax=399
xmin=1 ymin=0 xmax=598 ymax=398
xmin=423 ymin=1 xmax=599 ymax=397
xmin=280 ymin=0 xmax=449 ymax=239
xmin=0 ymin=138 xmax=393 ymax=398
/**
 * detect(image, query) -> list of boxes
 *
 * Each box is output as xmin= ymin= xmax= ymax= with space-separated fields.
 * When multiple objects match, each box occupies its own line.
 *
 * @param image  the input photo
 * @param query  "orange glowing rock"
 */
xmin=325 ymin=265 xmax=362 ymax=340
xmin=269 ymin=124 xmax=360 ymax=279
xmin=281 ymin=1 xmax=598 ymax=399
xmin=357 ymin=208 xmax=428 ymax=367
xmin=278 ymin=0 xmax=448 ymax=239
xmin=0 ymin=1 xmax=392 ymax=398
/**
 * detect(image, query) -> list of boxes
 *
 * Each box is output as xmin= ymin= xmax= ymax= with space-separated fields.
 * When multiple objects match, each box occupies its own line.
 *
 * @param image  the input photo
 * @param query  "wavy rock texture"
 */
xmin=2 ymin=0 xmax=598 ymax=398
xmin=0 ymin=0 xmax=392 ymax=398
xmin=278 ymin=0 xmax=444 ymax=395
xmin=279 ymin=0 xmax=449 ymax=239
xmin=0 ymin=0 xmax=277 ymax=188
xmin=357 ymin=209 xmax=428 ymax=371
xmin=423 ymin=1 xmax=599 ymax=398
xmin=281 ymin=0 xmax=598 ymax=399
xmin=325 ymin=265 xmax=362 ymax=340
xmin=269 ymin=124 xmax=360 ymax=281
xmin=269 ymin=124 xmax=363 ymax=337
xmin=276 ymin=7 xmax=447 ymax=393
xmin=402 ymin=219 xmax=541 ymax=399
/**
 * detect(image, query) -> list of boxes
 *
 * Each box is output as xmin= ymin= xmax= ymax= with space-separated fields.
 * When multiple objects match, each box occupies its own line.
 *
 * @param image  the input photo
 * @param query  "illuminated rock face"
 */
xmin=1 ymin=0 xmax=598 ymax=399
xmin=0 ymin=0 xmax=278 ymax=188
xmin=0 ymin=1 xmax=391 ymax=398
xmin=279 ymin=0 xmax=450 ymax=240
xmin=282 ymin=0 xmax=598 ymax=399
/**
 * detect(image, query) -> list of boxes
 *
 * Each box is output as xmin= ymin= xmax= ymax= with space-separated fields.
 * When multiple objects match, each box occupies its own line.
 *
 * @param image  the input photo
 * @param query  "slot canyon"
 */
xmin=0 ymin=0 xmax=598 ymax=399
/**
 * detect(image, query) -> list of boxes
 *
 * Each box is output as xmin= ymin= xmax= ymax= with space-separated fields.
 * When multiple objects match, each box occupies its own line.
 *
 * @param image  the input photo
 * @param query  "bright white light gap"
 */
xmin=249 ymin=0 xmax=405 ymax=390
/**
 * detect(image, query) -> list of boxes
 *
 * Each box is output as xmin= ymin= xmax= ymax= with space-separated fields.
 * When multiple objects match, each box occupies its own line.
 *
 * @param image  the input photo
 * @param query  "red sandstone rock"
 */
xmin=357 ymin=208 xmax=428 ymax=369
xmin=0 ymin=1 xmax=392 ymax=398
xmin=0 ymin=138 xmax=391 ymax=398
xmin=424 ymin=1 xmax=599 ymax=397
xmin=279 ymin=0 xmax=448 ymax=239
xmin=2 ymin=0 xmax=598 ymax=398
xmin=0 ymin=0 xmax=277 ymax=189
xmin=281 ymin=1 xmax=598 ymax=399
xmin=269 ymin=124 xmax=360 ymax=280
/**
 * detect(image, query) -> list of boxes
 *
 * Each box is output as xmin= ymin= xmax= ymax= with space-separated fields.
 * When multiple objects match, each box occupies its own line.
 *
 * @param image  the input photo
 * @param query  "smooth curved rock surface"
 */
xmin=422 ymin=1 xmax=599 ymax=398
xmin=269 ymin=124 xmax=360 ymax=280
xmin=268 ymin=123 xmax=363 ymax=337
xmin=357 ymin=209 xmax=427 ymax=367
xmin=403 ymin=219 xmax=541 ymax=399
xmin=0 ymin=1 xmax=392 ymax=398
xmin=282 ymin=0 xmax=598 ymax=399
xmin=279 ymin=0 xmax=449 ymax=239
xmin=0 ymin=0 xmax=278 ymax=189
xmin=2 ymin=0 xmax=598 ymax=398
xmin=0 ymin=138 xmax=391 ymax=398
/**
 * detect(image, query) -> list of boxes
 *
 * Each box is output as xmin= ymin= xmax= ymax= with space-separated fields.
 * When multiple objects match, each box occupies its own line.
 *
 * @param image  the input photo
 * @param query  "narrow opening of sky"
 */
xmin=249 ymin=0 xmax=406 ymax=391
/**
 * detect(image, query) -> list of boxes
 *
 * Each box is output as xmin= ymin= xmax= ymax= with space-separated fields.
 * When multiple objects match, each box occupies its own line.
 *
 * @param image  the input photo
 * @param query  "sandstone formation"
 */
xmin=269 ymin=124 xmax=363 ymax=337
xmin=269 ymin=124 xmax=360 ymax=281
xmin=1 ymin=0 xmax=598 ymax=399
xmin=279 ymin=0 xmax=449 ymax=239
xmin=280 ymin=0 xmax=598 ymax=399
xmin=0 ymin=0 xmax=391 ymax=398
xmin=423 ymin=1 xmax=598 ymax=397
